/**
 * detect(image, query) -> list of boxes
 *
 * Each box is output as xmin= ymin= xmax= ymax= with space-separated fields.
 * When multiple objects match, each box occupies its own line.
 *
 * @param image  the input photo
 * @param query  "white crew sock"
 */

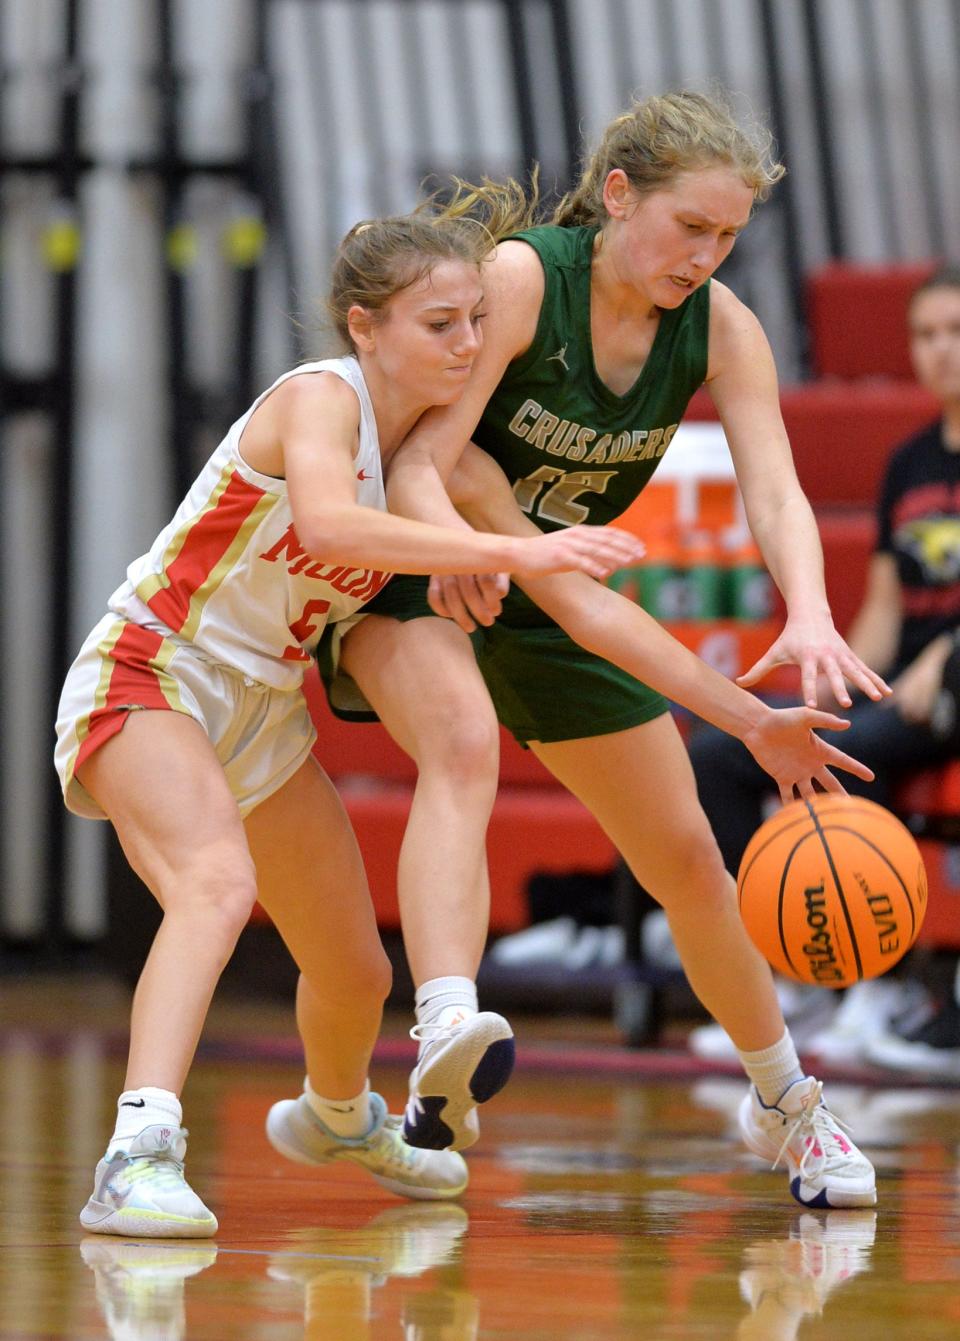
xmin=305 ymin=1078 xmax=372 ymax=1139
xmin=414 ymin=976 xmax=478 ymax=1055
xmin=107 ymin=1087 xmax=182 ymax=1154
xmin=738 ymin=1029 xmax=805 ymax=1107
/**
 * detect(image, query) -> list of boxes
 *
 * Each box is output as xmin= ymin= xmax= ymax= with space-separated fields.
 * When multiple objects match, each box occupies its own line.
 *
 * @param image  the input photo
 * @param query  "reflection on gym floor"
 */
xmin=3 ymin=979 xmax=959 ymax=1339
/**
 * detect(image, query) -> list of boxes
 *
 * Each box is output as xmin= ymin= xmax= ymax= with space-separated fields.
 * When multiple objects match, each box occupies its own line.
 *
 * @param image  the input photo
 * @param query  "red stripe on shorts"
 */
xmin=146 ymin=470 xmax=266 ymax=633
xmin=74 ymin=623 xmax=172 ymax=774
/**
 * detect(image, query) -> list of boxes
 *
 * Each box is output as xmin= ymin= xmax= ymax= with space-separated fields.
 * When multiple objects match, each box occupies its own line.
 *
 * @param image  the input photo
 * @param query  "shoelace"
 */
xmin=122 ymin=1156 xmax=187 ymax=1189
xmin=772 ymin=1081 xmax=856 ymax=1176
xmin=409 ymin=1021 xmax=459 ymax=1043
xmin=117 ymin=1147 xmax=188 ymax=1189
xmin=112 ymin=1130 xmax=189 ymax=1188
xmin=406 ymin=1018 xmax=474 ymax=1124
xmin=406 ymin=1021 xmax=459 ymax=1116
xmin=405 ymin=1093 xmax=426 ymax=1121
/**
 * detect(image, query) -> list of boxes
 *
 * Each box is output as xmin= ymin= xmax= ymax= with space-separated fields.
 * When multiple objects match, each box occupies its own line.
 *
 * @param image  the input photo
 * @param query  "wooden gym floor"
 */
xmin=2 ymin=973 xmax=959 ymax=1340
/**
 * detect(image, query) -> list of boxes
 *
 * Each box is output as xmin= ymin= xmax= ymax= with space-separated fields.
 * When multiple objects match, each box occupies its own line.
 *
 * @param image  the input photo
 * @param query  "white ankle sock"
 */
xmin=414 ymin=976 xmax=478 ymax=1053
xmin=108 ymin=1087 xmax=182 ymax=1154
xmin=738 ymin=1030 xmax=804 ymax=1107
xmin=305 ymin=1078 xmax=371 ymax=1139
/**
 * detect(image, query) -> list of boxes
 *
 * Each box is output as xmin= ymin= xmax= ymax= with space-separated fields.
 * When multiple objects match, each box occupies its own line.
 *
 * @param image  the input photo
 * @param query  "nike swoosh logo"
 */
xmin=356 ymin=470 xmax=371 ymax=481
xmin=327 ymin=1104 xmax=355 ymax=1113
xmin=120 ymin=1098 xmax=146 ymax=1108
xmin=105 ymin=1179 xmax=133 ymax=1205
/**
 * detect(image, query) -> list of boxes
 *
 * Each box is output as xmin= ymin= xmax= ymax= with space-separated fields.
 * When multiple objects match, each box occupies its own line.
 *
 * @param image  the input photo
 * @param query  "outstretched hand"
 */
xmin=737 ymin=614 xmax=891 ymax=709
xmin=512 ymin=523 xmax=644 ymax=580
xmin=741 ymin=705 xmax=874 ymax=806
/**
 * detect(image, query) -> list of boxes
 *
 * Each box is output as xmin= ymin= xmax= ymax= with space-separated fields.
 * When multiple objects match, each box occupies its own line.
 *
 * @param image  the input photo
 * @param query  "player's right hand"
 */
xmin=428 ymin=526 xmax=644 ymax=633
xmin=512 ymin=525 xmax=645 ymax=580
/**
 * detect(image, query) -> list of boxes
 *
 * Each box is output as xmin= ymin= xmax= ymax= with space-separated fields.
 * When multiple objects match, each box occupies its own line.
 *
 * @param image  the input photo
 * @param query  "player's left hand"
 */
xmin=736 ymin=613 xmax=891 ymax=709
xmin=742 ymin=706 xmax=875 ymax=806
xmin=428 ymin=572 xmax=509 ymax=633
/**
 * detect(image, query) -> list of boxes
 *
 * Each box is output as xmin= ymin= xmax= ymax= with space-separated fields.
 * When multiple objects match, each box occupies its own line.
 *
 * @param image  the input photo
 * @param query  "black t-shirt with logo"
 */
xmin=877 ymin=420 xmax=960 ymax=672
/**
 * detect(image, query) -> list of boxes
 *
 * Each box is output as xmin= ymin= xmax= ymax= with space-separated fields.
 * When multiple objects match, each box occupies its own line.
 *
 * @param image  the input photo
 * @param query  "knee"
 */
xmin=165 ymin=849 xmax=260 ymax=946
xmin=362 ymin=947 xmax=393 ymax=1006
xmin=305 ymin=945 xmax=393 ymax=1015
xmin=331 ymin=945 xmax=393 ymax=1011
xmin=642 ymin=820 xmax=732 ymax=913
xmin=412 ymin=692 xmax=499 ymax=785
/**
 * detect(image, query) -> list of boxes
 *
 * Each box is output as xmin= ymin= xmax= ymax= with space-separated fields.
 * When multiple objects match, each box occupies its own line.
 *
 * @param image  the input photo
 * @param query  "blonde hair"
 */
xmin=327 ymin=177 xmax=538 ymax=349
xmin=554 ymin=89 xmax=785 ymax=227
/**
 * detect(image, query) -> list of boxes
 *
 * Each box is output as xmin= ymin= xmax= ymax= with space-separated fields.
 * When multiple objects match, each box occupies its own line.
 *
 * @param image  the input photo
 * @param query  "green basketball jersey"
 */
xmin=333 ymin=225 xmax=706 ymax=737
xmin=474 ymin=224 xmax=710 ymax=532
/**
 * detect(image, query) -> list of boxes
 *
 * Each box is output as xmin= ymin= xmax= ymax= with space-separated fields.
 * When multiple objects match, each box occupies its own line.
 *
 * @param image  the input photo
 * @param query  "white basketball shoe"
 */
xmin=266 ymin=1089 xmax=468 ymax=1200
xmin=404 ymin=1012 xmax=515 ymax=1152
xmin=79 ymin=1125 xmax=218 ymax=1238
xmin=738 ymin=1077 xmax=877 ymax=1208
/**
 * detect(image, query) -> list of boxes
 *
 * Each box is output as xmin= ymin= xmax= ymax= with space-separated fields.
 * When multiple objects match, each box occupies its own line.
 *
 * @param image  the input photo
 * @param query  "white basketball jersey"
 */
xmin=108 ymin=357 xmax=391 ymax=690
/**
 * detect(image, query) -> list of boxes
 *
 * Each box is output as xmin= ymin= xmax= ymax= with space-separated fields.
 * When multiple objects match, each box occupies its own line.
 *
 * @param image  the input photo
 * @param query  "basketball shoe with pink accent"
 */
xmin=79 ymin=1125 xmax=218 ymax=1237
xmin=738 ymin=1077 xmax=877 ymax=1209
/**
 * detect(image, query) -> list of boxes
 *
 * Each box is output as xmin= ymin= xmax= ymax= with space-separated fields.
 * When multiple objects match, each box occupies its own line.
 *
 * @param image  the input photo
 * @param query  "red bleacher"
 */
xmin=688 ymin=382 xmax=939 ymax=507
xmin=806 ymin=261 xmax=935 ymax=381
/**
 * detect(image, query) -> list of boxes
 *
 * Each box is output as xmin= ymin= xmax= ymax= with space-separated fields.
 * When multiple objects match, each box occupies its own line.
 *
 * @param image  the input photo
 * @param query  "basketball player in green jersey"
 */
xmin=337 ymin=91 xmax=890 ymax=1209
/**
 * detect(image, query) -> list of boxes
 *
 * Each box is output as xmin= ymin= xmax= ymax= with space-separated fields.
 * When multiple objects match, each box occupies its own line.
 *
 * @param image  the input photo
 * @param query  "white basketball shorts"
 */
xmin=54 ymin=614 xmax=317 ymax=820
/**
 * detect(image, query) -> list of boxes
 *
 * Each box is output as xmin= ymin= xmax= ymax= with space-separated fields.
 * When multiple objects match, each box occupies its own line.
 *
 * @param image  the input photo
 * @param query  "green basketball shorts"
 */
xmin=354 ymin=575 xmax=668 ymax=745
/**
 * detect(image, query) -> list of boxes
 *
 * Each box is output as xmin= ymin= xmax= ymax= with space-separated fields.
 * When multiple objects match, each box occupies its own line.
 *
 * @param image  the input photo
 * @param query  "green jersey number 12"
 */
xmin=512 ymin=467 xmax=618 ymax=526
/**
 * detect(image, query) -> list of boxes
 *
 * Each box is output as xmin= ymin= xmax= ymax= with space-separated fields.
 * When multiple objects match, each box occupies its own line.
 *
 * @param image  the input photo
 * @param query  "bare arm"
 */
xmin=383 ymin=241 xmax=546 ymax=628
xmin=855 ymin=555 xmax=956 ymax=724
xmin=446 ymin=445 xmax=873 ymax=802
xmin=705 ymin=282 xmax=890 ymax=708
xmin=384 ymin=240 xmax=544 ymax=520
xmin=242 ymin=371 xmax=641 ymax=579
xmin=892 ymin=631 xmax=956 ymax=723
xmin=842 ymin=552 xmax=902 ymax=676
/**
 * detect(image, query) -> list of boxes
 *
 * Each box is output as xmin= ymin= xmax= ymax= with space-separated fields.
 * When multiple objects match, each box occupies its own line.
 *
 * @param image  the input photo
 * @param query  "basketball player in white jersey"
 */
xmin=54 ymin=207 xmax=643 ymax=1238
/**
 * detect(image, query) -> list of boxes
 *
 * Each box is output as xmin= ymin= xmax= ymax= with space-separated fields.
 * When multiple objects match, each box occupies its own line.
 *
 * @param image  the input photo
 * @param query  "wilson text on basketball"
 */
xmin=801 ymin=881 xmax=845 ymax=983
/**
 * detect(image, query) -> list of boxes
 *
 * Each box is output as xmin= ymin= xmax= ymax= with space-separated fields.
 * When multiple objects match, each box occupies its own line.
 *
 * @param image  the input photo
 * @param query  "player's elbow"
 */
xmin=447 ymin=443 xmax=493 ymax=508
xmin=296 ymin=507 xmax=357 ymax=561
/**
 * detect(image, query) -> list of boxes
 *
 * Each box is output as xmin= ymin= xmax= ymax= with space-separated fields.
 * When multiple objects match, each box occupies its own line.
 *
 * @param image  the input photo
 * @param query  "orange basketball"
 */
xmin=737 ymin=795 xmax=927 ymax=988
